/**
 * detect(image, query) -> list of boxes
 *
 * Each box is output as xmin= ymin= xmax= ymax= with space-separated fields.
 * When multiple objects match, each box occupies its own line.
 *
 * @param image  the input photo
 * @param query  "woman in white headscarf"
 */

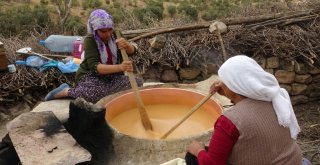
xmin=45 ymin=9 xmax=142 ymax=103
xmin=186 ymin=55 xmax=302 ymax=165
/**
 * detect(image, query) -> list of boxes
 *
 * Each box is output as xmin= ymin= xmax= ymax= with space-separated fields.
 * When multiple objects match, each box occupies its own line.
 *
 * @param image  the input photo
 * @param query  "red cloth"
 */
xmin=197 ymin=115 xmax=240 ymax=165
xmin=106 ymin=46 xmax=113 ymax=64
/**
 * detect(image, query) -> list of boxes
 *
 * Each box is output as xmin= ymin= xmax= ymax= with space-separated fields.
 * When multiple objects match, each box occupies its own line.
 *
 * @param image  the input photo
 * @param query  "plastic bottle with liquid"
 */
xmin=72 ymin=38 xmax=83 ymax=59
xmin=39 ymin=35 xmax=82 ymax=53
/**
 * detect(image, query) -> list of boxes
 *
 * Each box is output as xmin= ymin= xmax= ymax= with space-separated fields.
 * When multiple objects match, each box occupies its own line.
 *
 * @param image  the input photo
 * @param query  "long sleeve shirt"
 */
xmin=197 ymin=115 xmax=240 ymax=165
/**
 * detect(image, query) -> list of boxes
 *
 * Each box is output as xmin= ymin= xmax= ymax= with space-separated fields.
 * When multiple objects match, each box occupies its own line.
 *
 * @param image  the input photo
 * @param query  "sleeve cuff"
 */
xmin=198 ymin=149 xmax=206 ymax=157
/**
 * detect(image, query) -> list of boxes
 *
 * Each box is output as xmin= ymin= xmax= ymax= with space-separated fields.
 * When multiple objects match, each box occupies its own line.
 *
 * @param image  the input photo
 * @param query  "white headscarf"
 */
xmin=218 ymin=55 xmax=300 ymax=139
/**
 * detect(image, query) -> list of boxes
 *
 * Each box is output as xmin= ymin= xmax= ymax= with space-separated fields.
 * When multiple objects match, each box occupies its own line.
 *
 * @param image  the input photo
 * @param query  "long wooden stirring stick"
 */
xmin=115 ymin=30 xmax=153 ymax=130
xmin=160 ymin=93 xmax=214 ymax=139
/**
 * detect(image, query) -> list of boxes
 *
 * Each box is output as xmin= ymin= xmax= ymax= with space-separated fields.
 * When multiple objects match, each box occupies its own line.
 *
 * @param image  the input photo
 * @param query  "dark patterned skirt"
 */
xmin=68 ymin=72 xmax=143 ymax=103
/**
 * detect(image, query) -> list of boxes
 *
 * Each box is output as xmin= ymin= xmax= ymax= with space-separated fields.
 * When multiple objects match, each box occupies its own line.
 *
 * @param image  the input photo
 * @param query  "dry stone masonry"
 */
xmin=262 ymin=57 xmax=320 ymax=105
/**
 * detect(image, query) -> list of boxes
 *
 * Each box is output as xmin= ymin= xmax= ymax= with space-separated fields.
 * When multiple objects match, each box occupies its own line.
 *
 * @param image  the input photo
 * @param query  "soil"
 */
xmin=294 ymin=101 xmax=320 ymax=164
xmin=0 ymin=100 xmax=319 ymax=164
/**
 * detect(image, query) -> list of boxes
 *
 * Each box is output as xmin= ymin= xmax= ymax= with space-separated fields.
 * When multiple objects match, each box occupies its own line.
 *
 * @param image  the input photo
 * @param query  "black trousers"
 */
xmin=185 ymin=146 xmax=209 ymax=165
xmin=0 ymin=134 xmax=20 ymax=165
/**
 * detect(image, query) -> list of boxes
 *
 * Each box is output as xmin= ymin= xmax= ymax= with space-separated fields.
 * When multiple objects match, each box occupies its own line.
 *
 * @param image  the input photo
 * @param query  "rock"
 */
xmin=179 ymin=67 xmax=201 ymax=80
xmin=307 ymin=82 xmax=320 ymax=98
xmin=148 ymin=35 xmax=166 ymax=49
xmin=209 ymin=21 xmax=227 ymax=33
xmin=280 ymin=60 xmax=295 ymax=71
xmin=312 ymin=74 xmax=320 ymax=83
xmin=309 ymin=67 xmax=320 ymax=74
xmin=295 ymin=74 xmax=312 ymax=84
xmin=280 ymin=84 xmax=292 ymax=93
xmin=264 ymin=68 xmax=274 ymax=74
xmin=143 ymin=66 xmax=161 ymax=80
xmin=258 ymin=58 xmax=266 ymax=69
xmin=161 ymin=69 xmax=179 ymax=82
xmin=266 ymin=57 xmax=279 ymax=69
xmin=275 ymin=70 xmax=295 ymax=84
xmin=291 ymin=95 xmax=308 ymax=105
xmin=291 ymin=83 xmax=308 ymax=95
xmin=294 ymin=62 xmax=307 ymax=74
xmin=206 ymin=63 xmax=219 ymax=74
xmin=7 ymin=111 xmax=91 ymax=165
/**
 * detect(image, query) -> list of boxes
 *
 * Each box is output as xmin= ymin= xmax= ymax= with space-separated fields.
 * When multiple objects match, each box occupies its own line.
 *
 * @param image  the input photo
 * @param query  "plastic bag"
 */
xmin=26 ymin=56 xmax=46 ymax=67
xmin=57 ymin=60 xmax=79 ymax=73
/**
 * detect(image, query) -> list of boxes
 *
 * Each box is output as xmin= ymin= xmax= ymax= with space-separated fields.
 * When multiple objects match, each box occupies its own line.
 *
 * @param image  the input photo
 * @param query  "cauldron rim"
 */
xmin=104 ymin=85 xmax=222 ymax=141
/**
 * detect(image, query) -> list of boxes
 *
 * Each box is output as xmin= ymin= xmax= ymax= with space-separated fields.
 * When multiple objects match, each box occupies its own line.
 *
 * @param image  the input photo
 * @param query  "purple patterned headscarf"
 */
xmin=87 ymin=9 xmax=117 ymax=64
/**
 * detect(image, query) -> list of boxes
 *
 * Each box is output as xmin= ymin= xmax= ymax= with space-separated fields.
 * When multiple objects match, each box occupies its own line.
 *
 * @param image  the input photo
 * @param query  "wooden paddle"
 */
xmin=115 ymin=30 xmax=153 ymax=130
xmin=160 ymin=93 xmax=214 ymax=139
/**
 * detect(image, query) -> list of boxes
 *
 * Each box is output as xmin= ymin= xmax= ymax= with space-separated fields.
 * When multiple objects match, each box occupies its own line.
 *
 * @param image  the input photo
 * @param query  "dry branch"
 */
xmin=124 ymin=8 xmax=320 ymax=41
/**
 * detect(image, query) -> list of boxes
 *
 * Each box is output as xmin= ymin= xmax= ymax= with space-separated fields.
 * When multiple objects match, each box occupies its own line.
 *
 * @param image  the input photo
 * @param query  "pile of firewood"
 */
xmin=0 ymin=4 xmax=319 ymax=106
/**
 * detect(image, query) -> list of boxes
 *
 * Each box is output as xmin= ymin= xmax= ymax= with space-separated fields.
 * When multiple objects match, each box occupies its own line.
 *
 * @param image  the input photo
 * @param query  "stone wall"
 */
xmin=260 ymin=57 xmax=320 ymax=105
xmin=142 ymin=56 xmax=320 ymax=106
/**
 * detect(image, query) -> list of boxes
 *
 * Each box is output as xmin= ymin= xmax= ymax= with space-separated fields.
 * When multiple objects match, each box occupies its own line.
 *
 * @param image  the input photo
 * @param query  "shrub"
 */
xmin=82 ymin=0 xmax=102 ymax=9
xmin=167 ymin=5 xmax=176 ymax=16
xmin=146 ymin=5 xmax=163 ymax=20
xmin=72 ymin=0 xmax=80 ymax=7
xmin=178 ymin=4 xmax=198 ymax=21
xmin=0 ymin=4 xmax=53 ymax=37
xmin=40 ymin=0 xmax=49 ymax=5
xmin=33 ymin=5 xmax=52 ymax=30
xmin=65 ymin=15 xmax=86 ymax=35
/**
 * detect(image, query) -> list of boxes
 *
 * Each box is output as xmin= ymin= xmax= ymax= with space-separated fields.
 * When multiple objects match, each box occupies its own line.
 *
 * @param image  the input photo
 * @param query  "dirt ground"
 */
xmin=294 ymin=101 xmax=320 ymax=165
xmin=0 ymin=100 xmax=319 ymax=164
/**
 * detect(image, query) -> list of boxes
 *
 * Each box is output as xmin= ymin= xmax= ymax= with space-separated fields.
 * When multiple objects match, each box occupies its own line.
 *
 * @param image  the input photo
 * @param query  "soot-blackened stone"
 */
xmin=64 ymin=98 xmax=114 ymax=165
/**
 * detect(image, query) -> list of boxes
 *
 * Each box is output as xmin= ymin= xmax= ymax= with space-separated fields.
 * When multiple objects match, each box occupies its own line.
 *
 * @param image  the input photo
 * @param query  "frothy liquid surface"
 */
xmin=109 ymin=104 xmax=218 ymax=139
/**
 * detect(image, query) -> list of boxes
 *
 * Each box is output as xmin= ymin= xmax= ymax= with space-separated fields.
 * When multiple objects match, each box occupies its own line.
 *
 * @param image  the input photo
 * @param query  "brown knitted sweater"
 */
xmin=224 ymin=98 xmax=302 ymax=165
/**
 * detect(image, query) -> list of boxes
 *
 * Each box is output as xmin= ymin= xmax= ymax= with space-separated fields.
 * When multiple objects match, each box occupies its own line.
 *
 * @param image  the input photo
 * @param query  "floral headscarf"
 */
xmin=87 ymin=9 xmax=117 ymax=64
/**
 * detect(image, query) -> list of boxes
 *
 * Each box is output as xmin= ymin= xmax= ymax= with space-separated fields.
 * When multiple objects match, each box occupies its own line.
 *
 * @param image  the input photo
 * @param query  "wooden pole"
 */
xmin=160 ymin=93 xmax=213 ymax=139
xmin=115 ymin=30 xmax=153 ymax=131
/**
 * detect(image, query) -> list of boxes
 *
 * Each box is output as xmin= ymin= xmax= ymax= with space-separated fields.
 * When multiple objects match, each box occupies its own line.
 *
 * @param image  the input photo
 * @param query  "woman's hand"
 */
xmin=210 ymin=81 xmax=225 ymax=96
xmin=119 ymin=60 xmax=133 ymax=72
xmin=116 ymin=38 xmax=135 ymax=54
xmin=187 ymin=140 xmax=205 ymax=156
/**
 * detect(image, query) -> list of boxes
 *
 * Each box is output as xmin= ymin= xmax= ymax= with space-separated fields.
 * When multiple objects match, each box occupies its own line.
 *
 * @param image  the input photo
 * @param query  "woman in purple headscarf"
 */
xmin=45 ymin=9 xmax=143 ymax=103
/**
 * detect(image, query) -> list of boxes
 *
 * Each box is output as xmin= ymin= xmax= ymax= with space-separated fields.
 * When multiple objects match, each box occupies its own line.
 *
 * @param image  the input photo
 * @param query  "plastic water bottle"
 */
xmin=72 ymin=38 xmax=83 ymax=59
xmin=39 ymin=35 xmax=82 ymax=53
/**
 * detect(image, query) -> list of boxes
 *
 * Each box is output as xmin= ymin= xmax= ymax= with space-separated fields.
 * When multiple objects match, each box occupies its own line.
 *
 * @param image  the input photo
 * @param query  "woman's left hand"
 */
xmin=187 ymin=140 xmax=205 ymax=156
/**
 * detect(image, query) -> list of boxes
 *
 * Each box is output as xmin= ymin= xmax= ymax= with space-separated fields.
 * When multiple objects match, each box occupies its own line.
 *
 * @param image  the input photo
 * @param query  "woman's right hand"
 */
xmin=210 ymin=81 xmax=224 ymax=95
xmin=119 ymin=60 xmax=133 ymax=72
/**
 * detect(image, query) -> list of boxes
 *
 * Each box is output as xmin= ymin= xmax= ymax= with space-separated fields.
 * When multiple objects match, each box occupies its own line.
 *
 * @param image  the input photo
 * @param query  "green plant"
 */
xmin=178 ymin=4 xmax=198 ymax=20
xmin=33 ymin=4 xmax=52 ymax=30
xmin=0 ymin=4 xmax=54 ymax=37
xmin=82 ymin=0 xmax=102 ymax=9
xmin=167 ymin=5 xmax=176 ymax=16
xmin=72 ymin=0 xmax=80 ymax=7
xmin=40 ymin=0 xmax=49 ymax=5
xmin=65 ymin=15 xmax=86 ymax=35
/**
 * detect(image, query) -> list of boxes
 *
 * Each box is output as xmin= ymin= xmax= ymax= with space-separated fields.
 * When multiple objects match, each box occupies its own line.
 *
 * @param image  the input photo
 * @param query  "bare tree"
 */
xmin=54 ymin=0 xmax=73 ymax=33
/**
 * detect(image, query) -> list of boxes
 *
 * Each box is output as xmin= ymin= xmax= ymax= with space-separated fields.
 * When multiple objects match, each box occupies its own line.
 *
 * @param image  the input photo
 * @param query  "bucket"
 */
xmin=0 ymin=42 xmax=8 ymax=71
xmin=103 ymin=85 xmax=222 ymax=164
